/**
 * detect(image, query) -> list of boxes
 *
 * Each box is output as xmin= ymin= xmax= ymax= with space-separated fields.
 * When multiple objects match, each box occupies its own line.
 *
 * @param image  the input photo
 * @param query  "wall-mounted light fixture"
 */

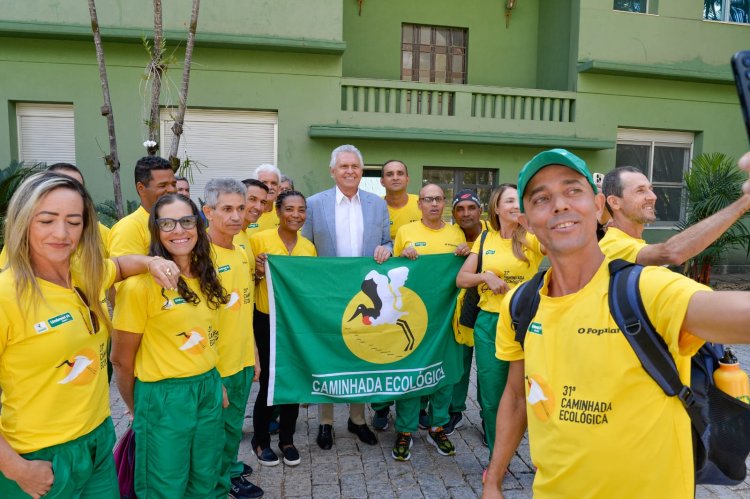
xmin=506 ymin=0 xmax=518 ymax=28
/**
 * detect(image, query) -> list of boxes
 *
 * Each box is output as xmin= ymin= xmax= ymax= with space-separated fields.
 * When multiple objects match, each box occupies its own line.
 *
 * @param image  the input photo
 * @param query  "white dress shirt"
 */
xmin=334 ymin=186 xmax=364 ymax=257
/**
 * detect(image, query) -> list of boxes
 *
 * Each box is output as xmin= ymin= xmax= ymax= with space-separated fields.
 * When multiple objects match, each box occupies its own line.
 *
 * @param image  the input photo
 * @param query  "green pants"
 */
xmin=449 ymin=345 xmax=475 ymax=413
xmin=215 ymin=366 xmax=254 ymax=498
xmin=134 ymin=368 xmax=224 ymax=499
xmin=394 ymin=384 xmax=452 ymax=433
xmin=474 ymin=310 xmax=509 ymax=456
xmin=0 ymin=418 xmax=117 ymax=499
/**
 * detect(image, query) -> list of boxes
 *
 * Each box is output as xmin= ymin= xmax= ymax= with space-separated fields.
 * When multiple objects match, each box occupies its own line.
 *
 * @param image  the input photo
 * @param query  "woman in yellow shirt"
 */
xmin=111 ymin=193 xmax=229 ymax=498
xmin=456 ymin=183 xmax=545 ymax=467
xmin=250 ymin=190 xmax=316 ymax=467
xmin=0 ymin=173 xmax=178 ymax=499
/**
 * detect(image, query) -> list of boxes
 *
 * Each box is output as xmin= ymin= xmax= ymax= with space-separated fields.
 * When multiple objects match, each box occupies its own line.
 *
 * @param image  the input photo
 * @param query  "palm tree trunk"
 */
xmin=168 ymin=0 xmax=200 ymax=172
xmin=87 ymin=0 xmax=124 ymax=219
xmin=147 ymin=0 xmax=164 ymax=150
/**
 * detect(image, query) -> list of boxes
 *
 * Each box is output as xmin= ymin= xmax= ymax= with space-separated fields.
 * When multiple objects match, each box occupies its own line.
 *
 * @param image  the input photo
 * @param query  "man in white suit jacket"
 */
xmin=302 ymin=144 xmax=393 ymax=450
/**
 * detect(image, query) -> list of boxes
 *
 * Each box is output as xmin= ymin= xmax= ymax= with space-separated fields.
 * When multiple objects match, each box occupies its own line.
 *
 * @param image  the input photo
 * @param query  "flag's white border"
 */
xmin=266 ymin=257 xmax=277 ymax=405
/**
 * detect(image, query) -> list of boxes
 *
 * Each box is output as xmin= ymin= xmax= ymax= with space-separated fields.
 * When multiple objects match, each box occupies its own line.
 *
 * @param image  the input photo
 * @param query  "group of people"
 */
xmin=0 ymin=141 xmax=749 ymax=499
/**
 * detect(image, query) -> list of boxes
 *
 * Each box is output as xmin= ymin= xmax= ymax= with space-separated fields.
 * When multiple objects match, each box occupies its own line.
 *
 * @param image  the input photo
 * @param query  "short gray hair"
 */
xmin=203 ymin=178 xmax=246 ymax=208
xmin=253 ymin=164 xmax=281 ymax=181
xmin=329 ymin=144 xmax=364 ymax=169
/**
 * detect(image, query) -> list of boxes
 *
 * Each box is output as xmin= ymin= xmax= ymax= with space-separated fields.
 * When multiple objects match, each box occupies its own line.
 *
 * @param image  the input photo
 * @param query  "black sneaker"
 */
xmin=230 ymin=475 xmax=264 ymax=498
xmin=444 ymin=412 xmax=464 ymax=436
xmin=238 ymin=462 xmax=253 ymax=478
xmin=278 ymin=443 xmax=301 ymax=466
xmin=418 ymin=409 xmax=430 ymax=430
xmin=372 ymin=407 xmax=390 ymax=431
xmin=255 ymin=446 xmax=280 ymax=467
xmin=427 ymin=426 xmax=456 ymax=456
xmin=391 ymin=432 xmax=413 ymax=461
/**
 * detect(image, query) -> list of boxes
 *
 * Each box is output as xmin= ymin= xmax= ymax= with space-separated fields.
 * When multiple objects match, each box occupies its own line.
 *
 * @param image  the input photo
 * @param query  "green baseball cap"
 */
xmin=517 ymin=148 xmax=598 ymax=212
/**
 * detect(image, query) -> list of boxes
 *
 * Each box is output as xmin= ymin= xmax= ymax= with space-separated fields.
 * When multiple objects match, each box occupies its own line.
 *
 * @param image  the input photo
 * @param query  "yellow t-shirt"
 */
xmin=98 ymin=223 xmax=111 ymax=258
xmin=249 ymin=229 xmax=317 ymax=314
xmin=394 ymin=221 xmax=466 ymax=256
xmin=212 ymin=243 xmax=255 ymax=377
xmin=108 ymin=206 xmax=150 ymax=257
xmin=471 ymin=232 xmax=544 ymax=314
xmin=0 ymin=261 xmax=116 ymax=453
xmin=233 ymin=229 xmax=255 ymax=268
xmin=113 ymin=273 xmax=219 ymax=382
xmin=496 ymin=260 xmax=709 ymax=499
xmin=598 ymin=227 xmax=647 ymax=263
xmin=245 ymin=210 xmax=279 ymax=237
xmin=386 ymin=194 xmax=421 ymax=240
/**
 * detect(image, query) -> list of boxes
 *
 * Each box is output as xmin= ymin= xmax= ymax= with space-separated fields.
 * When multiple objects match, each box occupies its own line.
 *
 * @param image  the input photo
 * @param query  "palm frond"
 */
xmin=678 ymin=153 xmax=750 ymax=282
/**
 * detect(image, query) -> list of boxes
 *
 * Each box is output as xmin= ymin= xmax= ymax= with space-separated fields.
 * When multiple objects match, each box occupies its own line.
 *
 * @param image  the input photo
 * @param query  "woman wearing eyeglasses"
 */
xmin=249 ymin=190 xmax=316 ymax=467
xmin=110 ymin=193 xmax=229 ymax=498
xmin=0 ymin=173 xmax=179 ymax=499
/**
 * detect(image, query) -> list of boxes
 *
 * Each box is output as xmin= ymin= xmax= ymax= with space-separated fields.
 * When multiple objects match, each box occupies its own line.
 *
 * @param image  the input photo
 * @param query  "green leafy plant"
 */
xmin=0 ymin=161 xmax=46 ymax=247
xmin=96 ymin=199 xmax=140 ymax=228
xmin=676 ymin=152 xmax=750 ymax=284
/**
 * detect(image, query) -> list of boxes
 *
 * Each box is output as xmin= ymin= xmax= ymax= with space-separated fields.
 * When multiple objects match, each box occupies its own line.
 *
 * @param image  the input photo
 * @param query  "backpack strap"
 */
xmin=509 ymin=269 xmax=547 ymax=349
xmin=475 ymin=230 xmax=489 ymax=273
xmin=607 ymin=259 xmax=705 ymax=434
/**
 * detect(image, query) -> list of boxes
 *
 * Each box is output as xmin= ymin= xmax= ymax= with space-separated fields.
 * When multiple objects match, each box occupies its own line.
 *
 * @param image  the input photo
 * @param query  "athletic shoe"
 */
xmin=278 ymin=443 xmax=301 ymax=466
xmin=230 ymin=475 xmax=264 ymax=498
xmin=427 ymin=426 xmax=455 ymax=456
xmin=238 ymin=462 xmax=253 ymax=478
xmin=443 ymin=412 xmax=464 ymax=436
xmin=255 ymin=446 xmax=280 ymax=467
xmin=418 ymin=409 xmax=430 ymax=430
xmin=391 ymin=432 xmax=413 ymax=461
xmin=372 ymin=407 xmax=390 ymax=431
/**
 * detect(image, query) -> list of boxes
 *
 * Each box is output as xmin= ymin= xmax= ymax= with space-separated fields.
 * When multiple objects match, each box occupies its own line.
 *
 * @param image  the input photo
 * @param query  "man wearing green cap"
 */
xmin=482 ymin=148 xmax=750 ymax=498
xmin=599 ymin=165 xmax=750 ymax=265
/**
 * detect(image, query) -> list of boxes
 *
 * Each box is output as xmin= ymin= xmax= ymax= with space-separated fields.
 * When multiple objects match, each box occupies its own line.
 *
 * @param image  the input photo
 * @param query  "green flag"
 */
xmin=267 ymin=254 xmax=463 ymax=405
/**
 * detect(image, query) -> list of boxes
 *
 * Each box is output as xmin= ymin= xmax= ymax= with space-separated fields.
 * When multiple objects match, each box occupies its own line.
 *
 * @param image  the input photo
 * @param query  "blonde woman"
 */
xmin=0 ymin=173 xmax=177 ymax=498
xmin=456 ymin=183 xmax=545 ymax=466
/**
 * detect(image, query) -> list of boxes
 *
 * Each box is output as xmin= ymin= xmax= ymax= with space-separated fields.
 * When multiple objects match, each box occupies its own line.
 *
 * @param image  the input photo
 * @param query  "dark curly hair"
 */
xmin=275 ymin=189 xmax=306 ymax=210
xmin=148 ymin=194 xmax=228 ymax=310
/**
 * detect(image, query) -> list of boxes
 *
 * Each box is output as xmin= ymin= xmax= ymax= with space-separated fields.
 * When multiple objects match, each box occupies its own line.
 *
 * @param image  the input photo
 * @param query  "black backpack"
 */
xmin=509 ymin=259 xmax=750 ymax=485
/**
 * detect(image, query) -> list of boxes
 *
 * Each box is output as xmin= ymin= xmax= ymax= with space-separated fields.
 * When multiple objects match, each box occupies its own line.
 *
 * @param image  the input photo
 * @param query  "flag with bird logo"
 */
xmin=266 ymin=254 xmax=464 ymax=404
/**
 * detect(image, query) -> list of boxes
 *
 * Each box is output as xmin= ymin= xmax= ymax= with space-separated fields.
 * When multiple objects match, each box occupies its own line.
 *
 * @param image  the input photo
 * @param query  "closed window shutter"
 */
xmin=17 ymin=103 xmax=75 ymax=165
xmin=160 ymin=109 xmax=278 ymax=204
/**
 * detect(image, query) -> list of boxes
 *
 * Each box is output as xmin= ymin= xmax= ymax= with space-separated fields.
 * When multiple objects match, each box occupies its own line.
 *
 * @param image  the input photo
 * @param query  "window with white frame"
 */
xmin=613 ymin=1 xmax=651 ymax=14
xmin=615 ymin=129 xmax=694 ymax=225
xmin=16 ymin=103 xmax=76 ymax=165
xmin=160 ymin=109 xmax=277 ymax=204
xmin=704 ymin=0 xmax=750 ymax=23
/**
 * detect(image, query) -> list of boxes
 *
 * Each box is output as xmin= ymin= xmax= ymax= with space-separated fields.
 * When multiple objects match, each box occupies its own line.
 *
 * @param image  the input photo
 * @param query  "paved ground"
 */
xmin=109 ymin=273 xmax=750 ymax=498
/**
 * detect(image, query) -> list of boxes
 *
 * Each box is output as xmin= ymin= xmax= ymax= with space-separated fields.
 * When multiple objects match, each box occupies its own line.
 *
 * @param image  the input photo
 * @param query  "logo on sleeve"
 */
xmin=414 ymin=242 xmax=426 ymax=247
xmin=485 ymin=250 xmax=495 ymax=255
xmin=529 ymin=322 xmax=542 ymax=335
xmin=218 ymin=265 xmax=231 ymax=273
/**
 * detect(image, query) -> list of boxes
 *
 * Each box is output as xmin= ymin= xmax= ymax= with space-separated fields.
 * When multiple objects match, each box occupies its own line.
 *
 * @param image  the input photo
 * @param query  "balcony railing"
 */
xmin=340 ymin=79 xmax=576 ymax=123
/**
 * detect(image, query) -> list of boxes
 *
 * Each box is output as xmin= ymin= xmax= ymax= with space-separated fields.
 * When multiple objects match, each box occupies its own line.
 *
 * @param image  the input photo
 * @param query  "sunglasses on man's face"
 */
xmin=156 ymin=215 xmax=198 ymax=232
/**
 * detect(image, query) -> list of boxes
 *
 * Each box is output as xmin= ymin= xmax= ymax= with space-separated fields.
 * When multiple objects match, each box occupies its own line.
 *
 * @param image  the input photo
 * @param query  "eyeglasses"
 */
xmin=419 ymin=196 xmax=445 ymax=204
xmin=74 ymin=286 xmax=100 ymax=335
xmin=156 ymin=215 xmax=198 ymax=232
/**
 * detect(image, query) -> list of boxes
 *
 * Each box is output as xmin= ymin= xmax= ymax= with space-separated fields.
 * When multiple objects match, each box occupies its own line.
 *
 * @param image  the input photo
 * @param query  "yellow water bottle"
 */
xmin=714 ymin=348 xmax=750 ymax=405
